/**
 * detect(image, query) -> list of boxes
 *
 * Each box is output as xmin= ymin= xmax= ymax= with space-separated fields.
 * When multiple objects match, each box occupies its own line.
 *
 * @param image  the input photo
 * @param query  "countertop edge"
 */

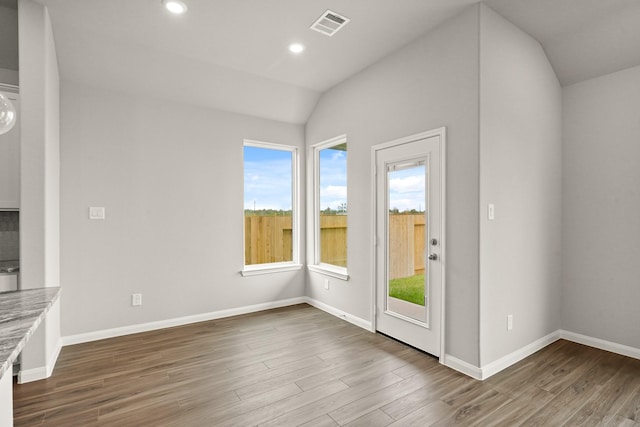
xmin=0 ymin=288 xmax=61 ymax=379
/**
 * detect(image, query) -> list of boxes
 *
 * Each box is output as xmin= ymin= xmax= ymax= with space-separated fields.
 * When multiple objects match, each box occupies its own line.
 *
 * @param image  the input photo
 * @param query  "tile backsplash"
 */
xmin=0 ymin=211 xmax=19 ymax=261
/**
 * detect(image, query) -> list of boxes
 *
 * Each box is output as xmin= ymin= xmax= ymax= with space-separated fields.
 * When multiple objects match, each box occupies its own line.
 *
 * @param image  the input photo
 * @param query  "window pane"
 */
xmin=319 ymin=143 xmax=347 ymax=267
xmin=244 ymin=145 xmax=293 ymax=265
xmin=387 ymin=163 xmax=427 ymax=323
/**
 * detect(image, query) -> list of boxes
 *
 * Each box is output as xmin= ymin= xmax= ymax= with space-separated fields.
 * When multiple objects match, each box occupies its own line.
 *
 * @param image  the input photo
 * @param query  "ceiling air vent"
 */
xmin=310 ymin=10 xmax=350 ymax=37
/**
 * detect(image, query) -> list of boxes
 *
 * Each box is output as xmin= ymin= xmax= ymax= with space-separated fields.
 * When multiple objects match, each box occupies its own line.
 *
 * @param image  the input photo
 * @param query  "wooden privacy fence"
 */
xmin=244 ymin=214 xmax=425 ymax=277
xmin=388 ymin=214 xmax=425 ymax=279
xmin=244 ymin=215 xmax=293 ymax=265
xmin=318 ymin=215 xmax=347 ymax=268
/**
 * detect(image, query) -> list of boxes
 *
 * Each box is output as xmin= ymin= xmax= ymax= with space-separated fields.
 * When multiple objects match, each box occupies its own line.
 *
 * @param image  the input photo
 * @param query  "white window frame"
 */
xmin=308 ymin=135 xmax=349 ymax=281
xmin=241 ymin=139 xmax=302 ymax=276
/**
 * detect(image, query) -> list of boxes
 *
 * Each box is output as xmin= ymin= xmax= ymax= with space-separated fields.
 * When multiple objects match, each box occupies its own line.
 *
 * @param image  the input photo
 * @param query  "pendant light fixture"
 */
xmin=0 ymin=93 xmax=17 ymax=135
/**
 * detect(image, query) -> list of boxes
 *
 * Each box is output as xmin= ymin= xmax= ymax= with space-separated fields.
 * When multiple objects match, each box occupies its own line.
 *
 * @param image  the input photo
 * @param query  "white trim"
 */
xmin=18 ymin=366 xmax=48 ymax=384
xmin=370 ymin=127 xmax=447 ymax=361
xmin=48 ymin=338 xmax=62 ymax=377
xmin=0 ymin=369 xmax=12 ymax=426
xmin=370 ymin=142 xmax=378 ymax=332
xmin=62 ymin=297 xmax=307 ymax=346
xmin=309 ymin=134 xmax=349 ymax=273
xmin=17 ymin=338 xmax=61 ymax=383
xmin=480 ymin=331 xmax=560 ymax=380
xmin=439 ymin=127 xmax=447 ymax=363
xmin=307 ymin=264 xmax=349 ymax=281
xmin=560 ymin=330 xmax=640 ymax=361
xmin=446 ymin=330 xmax=640 ymax=381
xmin=242 ymin=139 xmax=300 ymax=269
xmin=443 ymin=354 xmax=483 ymax=380
xmin=241 ymin=263 xmax=303 ymax=277
xmin=304 ymin=297 xmax=373 ymax=332
xmin=243 ymin=139 xmax=299 ymax=152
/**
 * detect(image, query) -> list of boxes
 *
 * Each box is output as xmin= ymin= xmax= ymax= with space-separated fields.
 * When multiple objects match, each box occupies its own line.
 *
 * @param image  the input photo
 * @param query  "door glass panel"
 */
xmin=386 ymin=162 xmax=427 ymax=323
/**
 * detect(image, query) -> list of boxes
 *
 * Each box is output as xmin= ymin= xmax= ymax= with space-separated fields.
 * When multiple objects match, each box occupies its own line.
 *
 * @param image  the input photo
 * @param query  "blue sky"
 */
xmin=244 ymin=145 xmax=424 ymax=213
xmin=388 ymin=165 xmax=426 ymax=212
xmin=244 ymin=146 xmax=292 ymax=210
xmin=319 ymin=148 xmax=347 ymax=211
xmin=244 ymin=145 xmax=348 ymax=212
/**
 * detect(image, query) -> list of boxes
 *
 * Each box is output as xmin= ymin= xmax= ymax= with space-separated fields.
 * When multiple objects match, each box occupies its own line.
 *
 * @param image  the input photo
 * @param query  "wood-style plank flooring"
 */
xmin=12 ymin=304 xmax=640 ymax=426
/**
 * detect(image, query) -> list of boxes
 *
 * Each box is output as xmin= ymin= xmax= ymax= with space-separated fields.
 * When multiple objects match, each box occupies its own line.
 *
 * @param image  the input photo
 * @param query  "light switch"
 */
xmin=89 ymin=207 xmax=106 ymax=220
xmin=488 ymin=203 xmax=495 ymax=221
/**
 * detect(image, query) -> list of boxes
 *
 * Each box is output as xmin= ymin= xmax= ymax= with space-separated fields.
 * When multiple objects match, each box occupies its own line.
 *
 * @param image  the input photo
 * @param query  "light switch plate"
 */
xmin=89 ymin=207 xmax=106 ymax=220
xmin=132 ymin=293 xmax=142 ymax=306
xmin=488 ymin=203 xmax=495 ymax=221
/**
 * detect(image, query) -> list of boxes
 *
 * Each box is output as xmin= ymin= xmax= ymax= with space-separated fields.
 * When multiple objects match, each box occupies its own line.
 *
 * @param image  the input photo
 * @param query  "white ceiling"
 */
xmin=31 ymin=0 xmax=640 ymax=124
xmin=484 ymin=0 xmax=640 ymax=87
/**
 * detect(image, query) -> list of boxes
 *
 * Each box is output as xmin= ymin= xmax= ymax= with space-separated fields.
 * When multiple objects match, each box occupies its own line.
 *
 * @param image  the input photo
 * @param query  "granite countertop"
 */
xmin=0 ymin=287 xmax=60 ymax=378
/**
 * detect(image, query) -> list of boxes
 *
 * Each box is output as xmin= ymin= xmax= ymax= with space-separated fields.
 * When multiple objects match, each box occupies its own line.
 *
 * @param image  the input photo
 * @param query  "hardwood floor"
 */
xmin=12 ymin=304 xmax=640 ymax=426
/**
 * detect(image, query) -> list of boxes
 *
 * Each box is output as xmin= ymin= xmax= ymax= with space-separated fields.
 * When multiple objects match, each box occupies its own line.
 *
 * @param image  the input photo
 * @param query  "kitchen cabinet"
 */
xmin=0 ymin=91 xmax=20 ymax=210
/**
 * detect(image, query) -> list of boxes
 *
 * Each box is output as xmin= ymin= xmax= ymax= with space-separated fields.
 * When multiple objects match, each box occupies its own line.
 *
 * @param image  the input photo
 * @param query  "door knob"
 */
xmin=428 ymin=253 xmax=438 ymax=261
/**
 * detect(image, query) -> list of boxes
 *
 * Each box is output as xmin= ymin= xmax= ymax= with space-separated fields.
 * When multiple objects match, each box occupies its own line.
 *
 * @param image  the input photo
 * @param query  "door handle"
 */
xmin=428 ymin=253 xmax=438 ymax=261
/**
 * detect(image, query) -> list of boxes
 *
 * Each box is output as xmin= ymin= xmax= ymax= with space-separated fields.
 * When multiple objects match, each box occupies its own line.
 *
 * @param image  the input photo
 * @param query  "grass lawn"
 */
xmin=388 ymin=274 xmax=425 ymax=306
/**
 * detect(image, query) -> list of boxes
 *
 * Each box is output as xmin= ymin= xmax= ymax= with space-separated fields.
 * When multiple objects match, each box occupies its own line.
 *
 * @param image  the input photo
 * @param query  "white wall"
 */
xmin=562 ymin=65 xmax=640 ymax=349
xmin=305 ymin=6 xmax=481 ymax=366
xmin=44 ymin=9 xmax=60 ymax=288
xmin=59 ymin=81 xmax=305 ymax=337
xmin=18 ymin=0 xmax=61 ymax=379
xmin=478 ymin=5 xmax=562 ymax=366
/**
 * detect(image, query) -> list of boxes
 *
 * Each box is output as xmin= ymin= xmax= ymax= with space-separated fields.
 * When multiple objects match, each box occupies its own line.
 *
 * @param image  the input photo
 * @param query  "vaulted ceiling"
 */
xmin=30 ymin=0 xmax=640 ymax=124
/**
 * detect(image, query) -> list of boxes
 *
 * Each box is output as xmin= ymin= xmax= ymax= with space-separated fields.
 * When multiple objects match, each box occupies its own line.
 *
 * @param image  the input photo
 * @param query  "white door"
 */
xmin=373 ymin=129 xmax=444 ymax=357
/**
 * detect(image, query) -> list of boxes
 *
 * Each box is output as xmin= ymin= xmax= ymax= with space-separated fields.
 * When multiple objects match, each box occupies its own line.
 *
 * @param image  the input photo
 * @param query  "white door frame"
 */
xmin=370 ymin=127 xmax=446 ymax=362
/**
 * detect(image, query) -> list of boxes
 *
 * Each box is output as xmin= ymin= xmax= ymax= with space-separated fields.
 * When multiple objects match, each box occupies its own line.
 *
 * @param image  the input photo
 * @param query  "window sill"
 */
xmin=241 ymin=263 xmax=303 ymax=277
xmin=307 ymin=264 xmax=349 ymax=281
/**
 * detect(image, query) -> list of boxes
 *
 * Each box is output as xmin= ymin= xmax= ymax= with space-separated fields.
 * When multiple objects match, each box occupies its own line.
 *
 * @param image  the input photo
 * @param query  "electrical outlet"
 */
xmin=89 ymin=206 xmax=106 ymax=220
xmin=132 ymin=293 xmax=142 ymax=306
xmin=507 ymin=314 xmax=513 ymax=331
xmin=324 ymin=279 xmax=330 ymax=290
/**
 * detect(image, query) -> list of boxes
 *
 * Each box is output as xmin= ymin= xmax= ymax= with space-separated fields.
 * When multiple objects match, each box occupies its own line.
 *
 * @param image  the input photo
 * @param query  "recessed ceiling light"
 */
xmin=288 ymin=43 xmax=305 ymax=54
xmin=162 ymin=0 xmax=187 ymax=14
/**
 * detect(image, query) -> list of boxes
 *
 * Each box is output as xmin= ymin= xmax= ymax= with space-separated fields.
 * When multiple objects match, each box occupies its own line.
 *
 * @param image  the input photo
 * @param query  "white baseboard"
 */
xmin=560 ymin=330 xmax=640 ymax=360
xmin=18 ymin=338 xmax=62 ymax=383
xmin=444 ymin=331 xmax=559 ymax=381
xmin=303 ymin=297 xmax=373 ymax=332
xmin=48 ymin=338 xmax=62 ymax=377
xmin=480 ymin=331 xmax=560 ymax=380
xmin=443 ymin=354 xmax=483 ymax=380
xmin=62 ymin=297 xmax=307 ymax=346
xmin=17 ymin=366 xmax=47 ymax=384
xmin=61 ymin=296 xmax=373 ymax=349
xmin=444 ymin=330 xmax=640 ymax=382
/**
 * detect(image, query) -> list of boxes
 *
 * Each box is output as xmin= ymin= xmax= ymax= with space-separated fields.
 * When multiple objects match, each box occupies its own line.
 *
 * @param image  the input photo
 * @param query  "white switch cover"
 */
xmin=132 ymin=293 xmax=142 ymax=306
xmin=324 ymin=279 xmax=330 ymax=290
xmin=89 ymin=207 xmax=106 ymax=220
xmin=507 ymin=314 xmax=513 ymax=331
xmin=488 ymin=204 xmax=495 ymax=221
